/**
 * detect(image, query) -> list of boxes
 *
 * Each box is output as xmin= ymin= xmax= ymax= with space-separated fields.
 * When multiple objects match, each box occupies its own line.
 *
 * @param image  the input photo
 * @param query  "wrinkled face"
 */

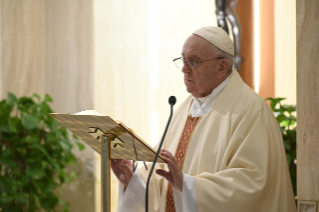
xmin=182 ymin=34 xmax=229 ymax=98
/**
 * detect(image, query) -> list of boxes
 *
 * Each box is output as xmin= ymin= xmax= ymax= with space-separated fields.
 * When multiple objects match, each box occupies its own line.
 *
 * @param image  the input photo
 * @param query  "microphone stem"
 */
xmin=145 ymin=105 xmax=174 ymax=212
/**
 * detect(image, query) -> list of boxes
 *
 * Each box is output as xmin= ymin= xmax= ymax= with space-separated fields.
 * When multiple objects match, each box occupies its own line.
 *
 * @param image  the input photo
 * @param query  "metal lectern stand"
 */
xmin=101 ymin=135 xmax=114 ymax=212
xmin=48 ymin=112 xmax=166 ymax=212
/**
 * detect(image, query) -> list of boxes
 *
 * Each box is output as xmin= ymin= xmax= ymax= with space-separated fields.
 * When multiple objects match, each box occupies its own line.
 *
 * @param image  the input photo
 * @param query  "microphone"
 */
xmin=145 ymin=96 xmax=176 ymax=212
xmin=169 ymin=96 xmax=177 ymax=106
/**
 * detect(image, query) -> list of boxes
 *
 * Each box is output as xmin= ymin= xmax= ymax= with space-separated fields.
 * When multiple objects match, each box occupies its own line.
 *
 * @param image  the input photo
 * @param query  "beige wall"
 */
xmin=0 ymin=0 xmax=96 ymax=211
xmin=93 ymin=0 xmax=217 ymax=148
xmin=274 ymin=0 xmax=296 ymax=104
xmin=44 ymin=0 xmax=94 ymax=114
xmin=296 ymin=0 xmax=319 ymax=211
xmin=93 ymin=1 xmax=217 ymax=210
xmin=1 ymin=0 xmax=94 ymax=113
xmin=1 ymin=0 xmax=45 ymax=99
xmin=259 ymin=0 xmax=275 ymax=100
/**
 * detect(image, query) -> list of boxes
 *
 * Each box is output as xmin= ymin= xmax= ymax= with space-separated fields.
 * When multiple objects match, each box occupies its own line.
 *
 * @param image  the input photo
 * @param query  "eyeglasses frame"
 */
xmin=173 ymin=56 xmax=225 ymax=70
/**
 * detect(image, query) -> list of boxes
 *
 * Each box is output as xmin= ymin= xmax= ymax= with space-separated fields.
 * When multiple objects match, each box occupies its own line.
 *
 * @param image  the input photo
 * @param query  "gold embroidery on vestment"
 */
xmin=164 ymin=114 xmax=201 ymax=212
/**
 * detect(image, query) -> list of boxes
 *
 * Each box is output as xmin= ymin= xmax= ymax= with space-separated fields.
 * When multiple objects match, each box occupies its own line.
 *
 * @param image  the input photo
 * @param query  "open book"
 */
xmin=49 ymin=110 xmax=165 ymax=163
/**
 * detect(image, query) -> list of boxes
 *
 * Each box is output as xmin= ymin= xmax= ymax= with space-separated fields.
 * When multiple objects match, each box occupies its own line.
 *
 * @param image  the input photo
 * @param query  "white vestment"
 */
xmin=118 ymin=70 xmax=296 ymax=212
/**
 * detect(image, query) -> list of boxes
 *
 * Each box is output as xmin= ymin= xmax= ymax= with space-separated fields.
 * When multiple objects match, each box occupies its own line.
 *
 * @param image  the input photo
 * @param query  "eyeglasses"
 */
xmin=173 ymin=56 xmax=224 ymax=70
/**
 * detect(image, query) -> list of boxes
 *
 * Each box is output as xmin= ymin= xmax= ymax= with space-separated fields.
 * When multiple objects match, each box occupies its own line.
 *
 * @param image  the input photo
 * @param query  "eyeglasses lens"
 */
xmin=174 ymin=58 xmax=184 ymax=69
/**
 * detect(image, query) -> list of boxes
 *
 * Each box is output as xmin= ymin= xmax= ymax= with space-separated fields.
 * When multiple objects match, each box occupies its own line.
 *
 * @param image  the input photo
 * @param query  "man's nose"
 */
xmin=181 ymin=64 xmax=192 ymax=73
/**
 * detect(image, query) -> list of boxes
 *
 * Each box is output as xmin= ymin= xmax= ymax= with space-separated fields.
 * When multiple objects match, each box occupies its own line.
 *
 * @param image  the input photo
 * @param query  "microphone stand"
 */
xmin=145 ymin=96 xmax=176 ymax=212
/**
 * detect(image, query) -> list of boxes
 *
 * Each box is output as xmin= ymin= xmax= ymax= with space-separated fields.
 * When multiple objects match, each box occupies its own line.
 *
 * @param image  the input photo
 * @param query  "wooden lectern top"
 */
xmin=49 ymin=111 xmax=165 ymax=163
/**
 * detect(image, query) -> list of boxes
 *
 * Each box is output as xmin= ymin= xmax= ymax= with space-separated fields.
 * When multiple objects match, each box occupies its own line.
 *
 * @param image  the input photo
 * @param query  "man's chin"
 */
xmin=185 ymin=86 xmax=197 ymax=96
xmin=185 ymin=86 xmax=193 ymax=94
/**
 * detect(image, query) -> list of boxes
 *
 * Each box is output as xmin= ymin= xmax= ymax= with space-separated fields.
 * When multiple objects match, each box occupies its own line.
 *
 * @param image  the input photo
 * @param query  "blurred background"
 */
xmin=0 ymin=0 xmax=296 ymax=211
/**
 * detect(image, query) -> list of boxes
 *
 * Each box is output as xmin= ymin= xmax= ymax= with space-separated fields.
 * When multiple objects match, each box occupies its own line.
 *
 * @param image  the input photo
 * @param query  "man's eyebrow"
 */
xmin=181 ymin=54 xmax=202 ymax=60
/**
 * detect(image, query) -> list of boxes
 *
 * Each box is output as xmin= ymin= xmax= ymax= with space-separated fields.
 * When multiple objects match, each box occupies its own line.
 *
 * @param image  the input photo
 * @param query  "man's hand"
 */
xmin=111 ymin=159 xmax=133 ymax=186
xmin=155 ymin=149 xmax=183 ymax=192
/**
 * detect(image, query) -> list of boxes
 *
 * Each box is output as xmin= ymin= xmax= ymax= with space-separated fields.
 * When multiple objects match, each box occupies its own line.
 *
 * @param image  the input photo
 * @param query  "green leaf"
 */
xmin=281 ymin=120 xmax=290 ymax=127
xmin=51 ymin=162 xmax=61 ymax=171
xmin=8 ymin=117 xmax=22 ymax=133
xmin=284 ymin=141 xmax=292 ymax=151
xmin=21 ymin=115 xmax=40 ymax=130
xmin=275 ymin=97 xmax=286 ymax=102
xmin=0 ymin=93 xmax=76 ymax=211
xmin=266 ymin=97 xmax=287 ymax=111
xmin=286 ymin=130 xmax=296 ymax=139
xmin=26 ymin=168 xmax=45 ymax=179
xmin=40 ymin=194 xmax=58 ymax=209
xmin=41 ymin=102 xmax=53 ymax=115
xmin=2 ymin=148 xmax=13 ymax=158
xmin=37 ymin=179 xmax=55 ymax=193
xmin=1 ymin=132 xmax=19 ymax=140
xmin=289 ymin=120 xmax=296 ymax=126
xmin=0 ymin=178 xmax=7 ymax=193
xmin=276 ymin=114 xmax=287 ymax=124
xmin=14 ymin=193 xmax=28 ymax=203
xmin=76 ymin=142 xmax=85 ymax=151
xmin=33 ymin=93 xmax=41 ymax=101
xmin=8 ymin=93 xmax=18 ymax=104
xmin=44 ymin=94 xmax=53 ymax=102
xmin=286 ymin=154 xmax=292 ymax=166
xmin=265 ymin=97 xmax=275 ymax=101
xmin=24 ymin=135 xmax=40 ymax=144
xmin=1 ymin=193 xmax=13 ymax=204
xmin=0 ymin=99 xmax=12 ymax=118
xmin=27 ymin=143 xmax=51 ymax=162
xmin=60 ymin=141 xmax=71 ymax=154
xmin=0 ymin=157 xmax=17 ymax=167
xmin=17 ymin=96 xmax=34 ymax=108
xmin=286 ymin=105 xmax=296 ymax=113
xmin=277 ymin=105 xmax=287 ymax=113
xmin=0 ymin=123 xmax=12 ymax=133
xmin=59 ymin=199 xmax=70 ymax=212
xmin=270 ymin=100 xmax=277 ymax=111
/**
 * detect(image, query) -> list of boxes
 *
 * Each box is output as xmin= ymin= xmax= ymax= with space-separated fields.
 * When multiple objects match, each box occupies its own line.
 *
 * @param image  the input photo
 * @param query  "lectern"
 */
xmin=49 ymin=112 xmax=165 ymax=212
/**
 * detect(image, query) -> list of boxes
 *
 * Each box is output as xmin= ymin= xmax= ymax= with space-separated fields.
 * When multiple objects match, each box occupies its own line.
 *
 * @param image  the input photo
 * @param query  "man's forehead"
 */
xmin=182 ymin=35 xmax=213 ymax=56
xmin=185 ymin=34 xmax=211 ymax=45
xmin=193 ymin=26 xmax=234 ymax=56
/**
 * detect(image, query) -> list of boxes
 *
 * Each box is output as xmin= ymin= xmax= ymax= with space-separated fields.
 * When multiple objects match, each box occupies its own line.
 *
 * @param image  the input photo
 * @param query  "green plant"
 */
xmin=266 ymin=97 xmax=296 ymax=196
xmin=0 ymin=93 xmax=85 ymax=212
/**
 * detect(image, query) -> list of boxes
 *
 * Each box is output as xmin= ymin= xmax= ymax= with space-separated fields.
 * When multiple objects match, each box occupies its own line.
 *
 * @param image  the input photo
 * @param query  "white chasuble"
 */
xmin=119 ymin=70 xmax=296 ymax=212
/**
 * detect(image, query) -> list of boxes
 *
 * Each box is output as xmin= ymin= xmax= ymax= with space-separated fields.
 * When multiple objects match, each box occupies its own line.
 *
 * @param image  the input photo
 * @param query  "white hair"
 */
xmin=210 ymin=44 xmax=234 ymax=74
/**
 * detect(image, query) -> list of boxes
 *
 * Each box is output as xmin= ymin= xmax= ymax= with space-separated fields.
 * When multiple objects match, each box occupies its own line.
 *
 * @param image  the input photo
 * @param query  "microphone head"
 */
xmin=168 ymin=96 xmax=177 ymax=106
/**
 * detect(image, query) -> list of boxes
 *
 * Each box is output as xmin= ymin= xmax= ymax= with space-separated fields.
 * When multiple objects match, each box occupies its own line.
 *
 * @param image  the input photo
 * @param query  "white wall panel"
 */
xmin=93 ymin=1 xmax=217 ymax=211
xmin=275 ymin=0 xmax=296 ymax=104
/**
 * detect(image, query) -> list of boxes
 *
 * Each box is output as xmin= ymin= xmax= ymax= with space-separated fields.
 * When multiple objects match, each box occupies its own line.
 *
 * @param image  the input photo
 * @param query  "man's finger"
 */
xmin=162 ymin=156 xmax=173 ymax=164
xmin=156 ymin=169 xmax=169 ymax=178
xmin=119 ymin=162 xmax=133 ymax=174
xmin=160 ymin=150 xmax=175 ymax=160
xmin=165 ymin=158 xmax=180 ymax=173
xmin=121 ymin=159 xmax=130 ymax=164
xmin=161 ymin=155 xmax=176 ymax=169
xmin=111 ymin=159 xmax=122 ymax=167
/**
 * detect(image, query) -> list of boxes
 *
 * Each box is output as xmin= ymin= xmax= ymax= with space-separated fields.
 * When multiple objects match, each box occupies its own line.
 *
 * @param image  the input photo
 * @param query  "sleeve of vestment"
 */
xmin=117 ymin=162 xmax=172 ymax=212
xmin=117 ymin=168 xmax=146 ymax=212
xmin=194 ymin=102 xmax=291 ymax=212
xmin=172 ymin=173 xmax=200 ymax=212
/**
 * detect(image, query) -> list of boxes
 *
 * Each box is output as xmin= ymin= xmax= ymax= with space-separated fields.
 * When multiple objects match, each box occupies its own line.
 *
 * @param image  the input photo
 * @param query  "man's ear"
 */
xmin=217 ymin=59 xmax=230 ymax=78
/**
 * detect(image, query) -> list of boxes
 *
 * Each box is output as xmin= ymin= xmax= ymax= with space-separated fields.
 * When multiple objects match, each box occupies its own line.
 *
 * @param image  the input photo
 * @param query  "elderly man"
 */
xmin=112 ymin=26 xmax=296 ymax=212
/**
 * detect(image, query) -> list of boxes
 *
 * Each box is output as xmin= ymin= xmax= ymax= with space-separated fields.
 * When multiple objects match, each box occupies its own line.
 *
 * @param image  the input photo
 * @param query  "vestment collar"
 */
xmin=191 ymin=71 xmax=232 ymax=117
xmin=189 ymin=70 xmax=245 ymax=117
